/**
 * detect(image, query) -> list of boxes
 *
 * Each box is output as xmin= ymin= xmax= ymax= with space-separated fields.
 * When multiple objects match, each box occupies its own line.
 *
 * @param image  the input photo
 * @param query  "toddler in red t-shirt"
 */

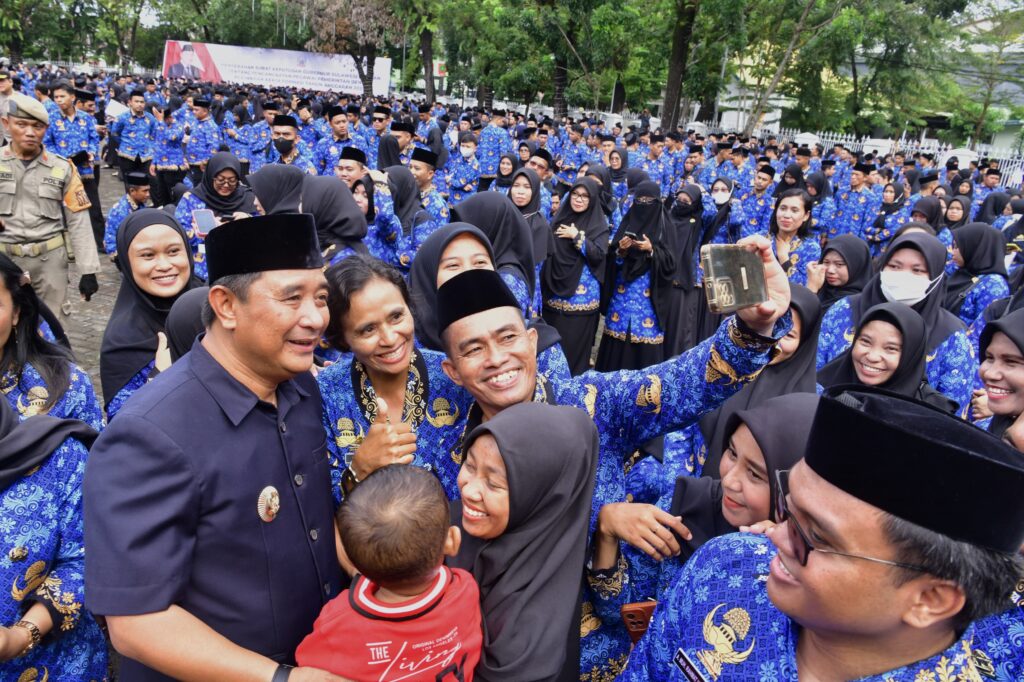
xmin=296 ymin=465 xmax=482 ymax=682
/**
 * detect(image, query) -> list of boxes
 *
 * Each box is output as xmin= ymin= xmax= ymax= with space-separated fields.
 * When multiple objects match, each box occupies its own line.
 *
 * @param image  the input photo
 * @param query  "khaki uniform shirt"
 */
xmin=0 ymin=146 xmax=100 ymax=274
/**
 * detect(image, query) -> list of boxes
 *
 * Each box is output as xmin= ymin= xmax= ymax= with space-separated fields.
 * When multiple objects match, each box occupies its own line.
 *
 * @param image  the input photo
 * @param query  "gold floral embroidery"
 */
xmin=697 ymin=604 xmax=756 ymax=680
xmin=334 ymin=418 xmax=365 ymax=450
xmin=12 ymin=561 xmax=48 ymax=601
xmin=587 ymin=553 xmax=627 ymax=599
xmin=603 ymin=328 xmax=665 ymax=345
xmin=17 ymin=668 xmax=48 ymax=682
xmin=579 ymin=652 xmax=629 ymax=682
xmin=580 ymin=600 xmax=602 ymax=638
xmin=8 ymin=546 xmax=28 ymax=563
xmin=354 ymin=351 xmax=427 ymax=431
xmin=970 ymin=649 xmax=995 ymax=679
xmin=726 ymin=318 xmax=775 ymax=352
xmin=544 ymin=298 xmax=600 ymax=313
xmin=635 ymin=375 xmax=662 ymax=414
xmin=583 ymin=384 xmax=597 ymax=419
xmin=34 ymin=573 xmax=83 ymax=632
xmin=705 ymin=347 xmax=741 ymax=385
xmin=0 ymin=374 xmax=51 ymax=417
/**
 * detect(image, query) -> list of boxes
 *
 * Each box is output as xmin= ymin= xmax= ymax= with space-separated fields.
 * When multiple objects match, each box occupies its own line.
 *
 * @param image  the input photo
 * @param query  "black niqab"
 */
xmin=669 ymin=185 xmax=705 ymax=290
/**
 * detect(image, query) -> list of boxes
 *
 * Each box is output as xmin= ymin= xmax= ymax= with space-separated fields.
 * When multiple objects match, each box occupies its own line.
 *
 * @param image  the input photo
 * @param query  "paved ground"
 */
xmin=64 ymin=169 xmax=128 ymax=402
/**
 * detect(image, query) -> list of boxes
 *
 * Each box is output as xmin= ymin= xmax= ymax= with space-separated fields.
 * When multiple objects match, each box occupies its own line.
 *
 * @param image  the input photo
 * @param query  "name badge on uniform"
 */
xmin=673 ymin=648 xmax=708 ymax=681
xmin=257 ymin=485 xmax=280 ymax=522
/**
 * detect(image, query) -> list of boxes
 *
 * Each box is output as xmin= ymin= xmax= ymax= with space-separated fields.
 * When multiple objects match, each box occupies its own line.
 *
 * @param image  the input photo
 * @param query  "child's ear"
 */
xmin=444 ymin=525 xmax=462 ymax=558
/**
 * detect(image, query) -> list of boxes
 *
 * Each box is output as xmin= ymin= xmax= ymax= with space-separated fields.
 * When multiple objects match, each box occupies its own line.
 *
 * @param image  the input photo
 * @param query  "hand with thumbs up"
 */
xmin=155 ymin=332 xmax=173 ymax=373
xmin=350 ymin=397 xmax=417 ymax=480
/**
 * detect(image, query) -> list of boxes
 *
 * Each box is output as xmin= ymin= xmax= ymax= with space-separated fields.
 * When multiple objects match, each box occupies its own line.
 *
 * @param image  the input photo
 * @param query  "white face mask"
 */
xmin=879 ymin=269 xmax=942 ymax=306
xmin=712 ymin=191 xmax=730 ymax=205
xmin=459 ymin=146 xmax=475 ymax=159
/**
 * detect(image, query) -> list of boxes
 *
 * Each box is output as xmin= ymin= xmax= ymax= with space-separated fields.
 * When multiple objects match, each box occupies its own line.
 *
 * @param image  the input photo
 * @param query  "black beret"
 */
xmin=531 ymin=147 xmax=554 ymax=167
xmin=74 ymin=88 xmax=95 ymax=102
xmin=411 ymin=147 xmax=438 ymax=167
xmin=436 ymin=269 xmax=521 ymax=335
xmin=338 ymin=146 xmax=367 ymax=166
xmin=986 ymin=168 xmax=1002 ymax=177
xmin=919 ymin=171 xmax=939 ymax=184
xmin=206 ymin=214 xmax=323 ymax=284
xmin=649 ymin=134 xmax=665 ymax=143
xmin=756 ymin=164 xmax=775 ymax=178
xmin=346 ymin=103 xmax=361 ymax=115
xmin=808 ymin=387 xmax=1024 ymax=554
xmin=717 ymin=142 xmax=733 ymax=153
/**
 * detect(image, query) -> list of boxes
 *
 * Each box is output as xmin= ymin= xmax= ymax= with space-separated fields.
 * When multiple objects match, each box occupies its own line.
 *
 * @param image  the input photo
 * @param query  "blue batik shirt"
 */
xmin=738 ymin=187 xmax=774 ymax=239
xmin=950 ymin=272 xmax=1010 ymax=327
xmin=184 ymin=117 xmax=222 ymax=165
xmin=104 ymin=194 xmax=145 ymax=255
xmin=2 ymin=362 xmax=103 ymax=430
xmin=603 ymin=267 xmax=665 ymax=344
xmin=312 ymin=135 xmax=368 ymax=176
xmin=249 ymin=121 xmax=273 ymax=173
xmin=153 ymin=120 xmax=187 ymax=170
xmin=446 ymin=153 xmax=480 ymax=205
xmin=620 ymin=533 xmax=996 ymax=681
xmin=0 ymin=437 xmax=109 ymax=682
xmin=317 ymin=348 xmax=474 ymax=503
xmin=42 ymin=110 xmax=99 ymax=178
xmin=225 ymin=124 xmax=255 ymax=163
xmin=106 ymin=361 xmax=156 ymax=421
xmin=111 ymin=111 xmax=158 ymax=161
xmin=771 ymin=235 xmax=821 ymax=287
xmin=478 ymin=124 xmax=513 ymax=177
xmin=831 ymin=186 xmax=882 ymax=240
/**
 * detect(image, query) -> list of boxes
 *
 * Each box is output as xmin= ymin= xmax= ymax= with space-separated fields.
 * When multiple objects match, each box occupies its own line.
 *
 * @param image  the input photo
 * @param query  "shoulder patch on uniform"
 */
xmin=674 ymin=648 xmax=709 ymax=681
xmin=64 ymin=165 xmax=91 ymax=213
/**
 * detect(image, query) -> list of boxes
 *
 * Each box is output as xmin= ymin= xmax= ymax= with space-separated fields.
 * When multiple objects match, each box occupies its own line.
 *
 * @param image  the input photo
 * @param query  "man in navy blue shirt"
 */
xmin=84 ymin=214 xmax=346 ymax=681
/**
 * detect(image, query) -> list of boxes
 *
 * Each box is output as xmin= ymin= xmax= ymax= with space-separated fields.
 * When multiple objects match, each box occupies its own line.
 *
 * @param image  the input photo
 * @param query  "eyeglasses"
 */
xmin=212 ymin=176 xmax=239 ymax=187
xmin=773 ymin=470 xmax=929 ymax=572
xmin=570 ymin=191 xmax=589 ymax=200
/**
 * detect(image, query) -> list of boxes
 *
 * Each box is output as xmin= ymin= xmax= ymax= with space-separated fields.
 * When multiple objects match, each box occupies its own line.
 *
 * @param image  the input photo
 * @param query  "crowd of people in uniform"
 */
xmin=1 ymin=61 xmax=1024 ymax=682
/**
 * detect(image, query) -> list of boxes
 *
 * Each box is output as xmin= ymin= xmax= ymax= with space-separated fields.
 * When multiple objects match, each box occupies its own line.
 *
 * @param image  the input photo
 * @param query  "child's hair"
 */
xmin=337 ymin=465 xmax=450 ymax=588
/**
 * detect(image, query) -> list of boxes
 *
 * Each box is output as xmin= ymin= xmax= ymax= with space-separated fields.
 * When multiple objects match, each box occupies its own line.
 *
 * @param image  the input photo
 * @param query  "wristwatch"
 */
xmin=340 ymin=465 xmax=361 ymax=496
xmin=271 ymin=664 xmax=293 ymax=682
xmin=13 ymin=620 xmax=41 ymax=658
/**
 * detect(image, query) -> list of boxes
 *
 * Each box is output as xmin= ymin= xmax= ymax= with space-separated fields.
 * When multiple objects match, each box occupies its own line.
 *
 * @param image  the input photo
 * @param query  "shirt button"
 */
xmin=310 ymin=528 xmax=319 ymax=541
xmin=324 ymin=583 xmax=331 ymax=596
xmin=294 ymin=474 xmax=304 ymax=486
xmin=279 ymin=422 xmax=287 ymax=433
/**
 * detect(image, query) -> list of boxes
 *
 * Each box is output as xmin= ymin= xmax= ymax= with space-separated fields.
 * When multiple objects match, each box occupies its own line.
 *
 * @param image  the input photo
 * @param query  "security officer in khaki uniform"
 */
xmin=0 ymin=93 xmax=100 ymax=317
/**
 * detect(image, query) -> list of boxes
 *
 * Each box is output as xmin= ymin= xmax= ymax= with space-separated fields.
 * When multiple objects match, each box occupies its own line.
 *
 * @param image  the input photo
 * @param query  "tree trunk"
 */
xmin=420 ymin=27 xmax=435 ymax=103
xmin=478 ymin=82 xmax=494 ymax=110
xmin=849 ymin=48 xmax=861 ymax=134
xmin=972 ymin=84 xmax=995 ymax=151
xmin=741 ymin=0 xmax=817 ymax=136
xmin=359 ymin=44 xmax=377 ymax=99
xmin=661 ymin=0 xmax=698 ymax=130
xmin=553 ymin=54 xmax=568 ymax=119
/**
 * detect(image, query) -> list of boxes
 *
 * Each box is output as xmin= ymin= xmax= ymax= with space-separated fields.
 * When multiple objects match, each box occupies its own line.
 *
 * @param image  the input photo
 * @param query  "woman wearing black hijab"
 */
xmin=584 ymin=163 xmax=620 ymax=229
xmin=775 ymin=162 xmax=806 ymax=194
xmin=595 ymin=181 xmax=676 ymax=371
xmin=508 ymin=167 xmax=550 ymax=312
xmin=945 ymin=222 xmax=1010 ymax=325
xmin=804 ymin=171 xmax=836 ymax=235
xmin=810 ymin=234 xmax=872 ymax=309
xmin=696 ymin=284 xmax=822 ymax=478
xmin=816 ymin=231 xmax=975 ymax=413
xmin=819 ymin=303 xmax=956 ymax=412
xmin=375 ymin=133 xmax=403 ymax=170
xmin=490 ymin=153 xmax=519 ymax=194
xmin=541 ymin=177 xmax=610 ymax=374
xmin=173 ymin=151 xmax=257 ymax=280
xmin=903 ymin=167 xmax=921 ymax=195
xmin=978 ymin=191 xmax=1012 ymax=226
xmin=865 ymin=182 xmax=910 ymax=257
xmin=451 ymin=191 xmax=537 ymax=315
xmin=450 ymin=402 xmax=598 ymax=682
xmin=100 ymin=209 xmax=200 ymax=419
xmin=944 ymin=195 xmax=972 ymax=231
xmin=386 ymin=164 xmax=421 ymax=235
xmin=248 ymin=163 xmax=305 ymax=214
xmin=978 ymin=308 xmax=1024 ymax=438
xmin=609 ymin=146 xmax=630 ymax=203
xmin=300 ymin=175 xmax=369 ymax=264
xmin=165 ymin=286 xmax=209 ymax=361
xmin=663 ymin=184 xmax=707 ymax=354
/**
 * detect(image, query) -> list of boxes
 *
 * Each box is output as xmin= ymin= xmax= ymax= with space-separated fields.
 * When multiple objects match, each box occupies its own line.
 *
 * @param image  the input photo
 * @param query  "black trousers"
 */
xmin=153 ymin=169 xmax=187 ymax=208
xmin=80 ymin=169 xmax=105 ymax=250
xmin=188 ymin=164 xmax=205 ymax=186
xmin=117 ymin=156 xmax=151 ymax=191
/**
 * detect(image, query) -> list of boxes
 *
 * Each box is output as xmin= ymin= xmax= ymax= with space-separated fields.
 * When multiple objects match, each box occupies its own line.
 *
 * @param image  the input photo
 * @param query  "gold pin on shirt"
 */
xmin=257 ymin=486 xmax=281 ymax=522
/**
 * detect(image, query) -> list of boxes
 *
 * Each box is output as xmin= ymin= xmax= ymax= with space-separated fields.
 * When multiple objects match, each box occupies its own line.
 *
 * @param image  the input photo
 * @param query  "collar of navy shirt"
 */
xmin=187 ymin=335 xmax=310 ymax=427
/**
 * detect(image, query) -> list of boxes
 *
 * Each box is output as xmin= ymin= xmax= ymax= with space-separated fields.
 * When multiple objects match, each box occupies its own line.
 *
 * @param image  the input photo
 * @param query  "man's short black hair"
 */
xmin=338 ymin=465 xmax=450 ymax=588
xmin=200 ymin=272 xmax=261 ymax=328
